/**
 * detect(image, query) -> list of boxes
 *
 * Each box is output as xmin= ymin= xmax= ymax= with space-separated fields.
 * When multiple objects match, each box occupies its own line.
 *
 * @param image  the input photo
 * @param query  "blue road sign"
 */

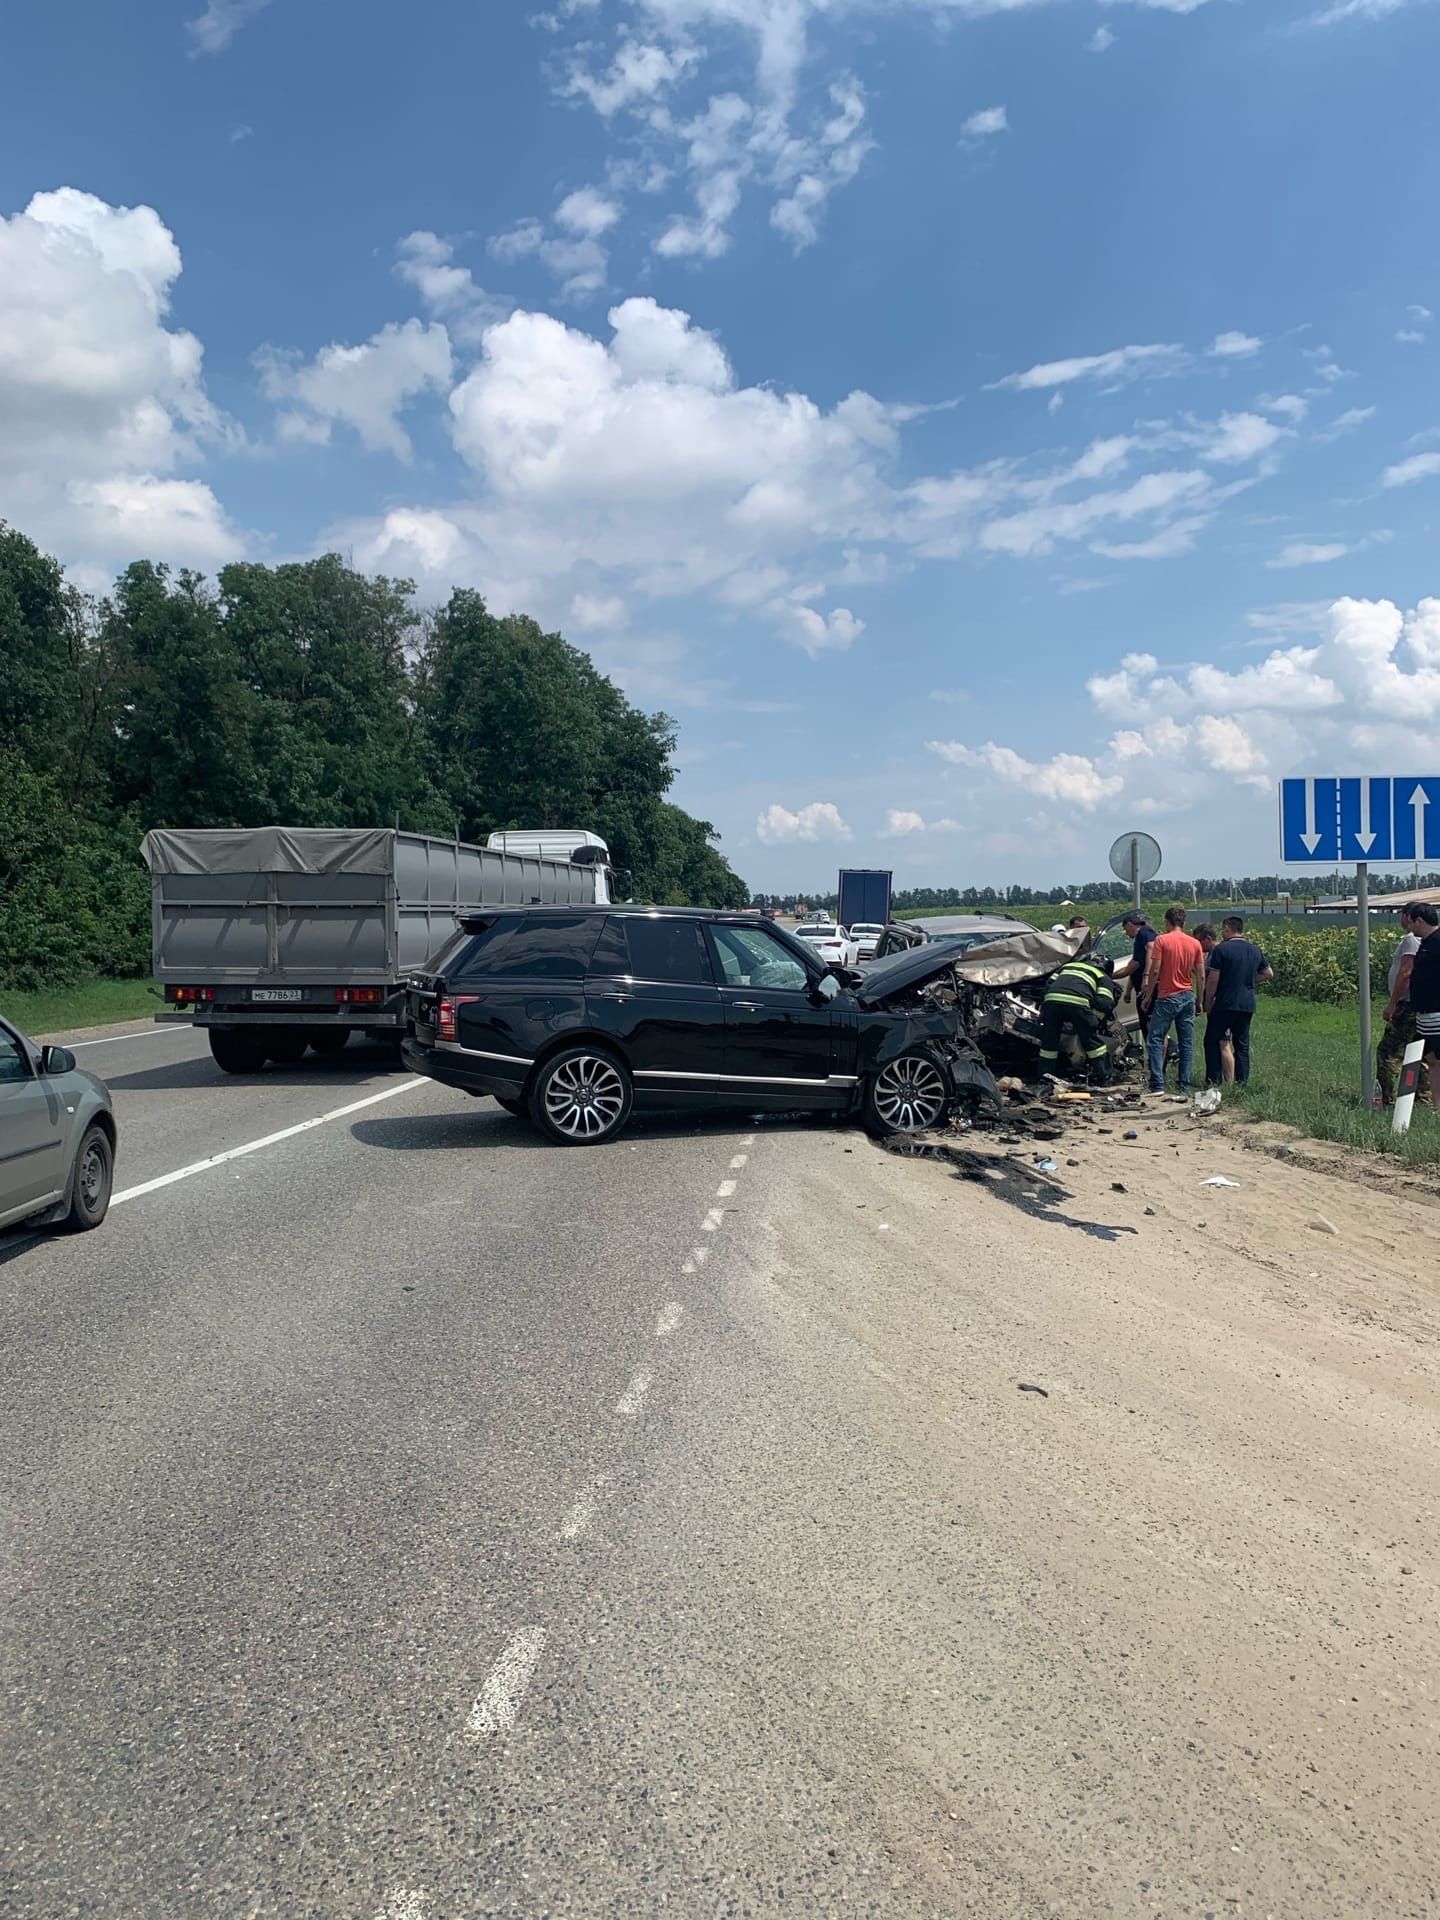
xmin=1392 ymin=777 xmax=1440 ymax=862
xmin=1282 ymin=775 xmax=1440 ymax=863
xmin=1280 ymin=777 xmax=1339 ymax=862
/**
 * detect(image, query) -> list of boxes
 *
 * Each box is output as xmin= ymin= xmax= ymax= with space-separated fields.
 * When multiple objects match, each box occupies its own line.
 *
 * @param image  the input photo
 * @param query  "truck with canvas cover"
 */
xmin=141 ymin=826 xmax=611 ymax=1074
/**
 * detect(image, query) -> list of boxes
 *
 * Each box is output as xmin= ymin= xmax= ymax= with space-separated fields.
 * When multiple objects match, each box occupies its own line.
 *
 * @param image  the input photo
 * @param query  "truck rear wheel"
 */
xmin=209 ymin=1028 xmax=267 ymax=1074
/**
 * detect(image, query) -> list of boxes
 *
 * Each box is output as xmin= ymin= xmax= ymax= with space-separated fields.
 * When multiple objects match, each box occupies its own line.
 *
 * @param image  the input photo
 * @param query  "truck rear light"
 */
xmin=437 ymin=993 xmax=479 ymax=1042
xmin=167 ymin=986 xmax=216 ymax=1003
xmin=335 ymin=986 xmax=383 ymax=1005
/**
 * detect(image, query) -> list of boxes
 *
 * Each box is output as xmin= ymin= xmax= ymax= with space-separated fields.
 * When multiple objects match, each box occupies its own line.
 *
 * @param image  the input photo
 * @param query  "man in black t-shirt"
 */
xmin=1406 ymin=903 xmax=1440 ymax=1108
xmin=1115 ymin=911 xmax=1157 ymax=1035
xmin=1203 ymin=915 xmax=1273 ymax=1086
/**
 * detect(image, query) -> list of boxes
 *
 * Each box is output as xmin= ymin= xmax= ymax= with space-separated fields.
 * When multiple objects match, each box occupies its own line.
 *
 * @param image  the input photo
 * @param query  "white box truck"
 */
xmin=141 ymin=826 xmax=610 ymax=1073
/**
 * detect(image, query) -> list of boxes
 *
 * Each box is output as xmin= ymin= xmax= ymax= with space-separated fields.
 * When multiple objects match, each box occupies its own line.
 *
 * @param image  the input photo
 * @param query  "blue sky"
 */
xmin=2 ymin=0 xmax=1438 ymax=893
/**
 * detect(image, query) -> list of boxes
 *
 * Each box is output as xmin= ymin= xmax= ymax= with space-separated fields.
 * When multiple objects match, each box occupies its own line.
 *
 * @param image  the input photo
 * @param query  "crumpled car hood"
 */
xmin=853 ymin=926 xmax=1088 ymax=1007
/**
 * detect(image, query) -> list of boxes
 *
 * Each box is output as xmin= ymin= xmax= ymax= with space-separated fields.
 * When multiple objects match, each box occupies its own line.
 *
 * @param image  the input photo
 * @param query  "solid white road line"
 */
xmin=560 ymin=1475 xmax=610 ymax=1542
xmin=715 ymin=1178 xmax=737 ymax=1199
xmin=655 ymin=1301 xmax=683 ymax=1337
xmin=729 ymin=1153 xmax=748 ymax=1170
xmin=615 ymin=1366 xmax=653 ymax=1417
xmin=110 ymin=1079 xmax=425 ymax=1207
xmin=68 ymin=1027 xmax=192 ymax=1049
xmin=465 ymin=1626 xmax=547 ymax=1738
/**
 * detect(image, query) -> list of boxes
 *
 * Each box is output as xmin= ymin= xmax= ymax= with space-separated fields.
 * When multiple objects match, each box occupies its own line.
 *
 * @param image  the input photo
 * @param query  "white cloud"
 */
xmin=1383 ymin=451 xmax=1440 ymax=488
xmin=491 ymin=204 xmax=610 ymax=299
xmin=555 ymin=187 xmax=622 ymax=238
xmin=1260 ymin=393 xmax=1308 ymax=423
xmin=1208 ymin=330 xmax=1262 ymax=358
xmin=1189 ymin=410 xmax=1285 ymax=463
xmin=755 ymin=801 xmax=851 ymax=843
xmin=1089 ymin=24 xmax=1116 ymax=48
xmin=1268 ymin=540 xmax=1350 ymax=568
xmin=395 ymin=232 xmax=510 ymax=347
xmin=961 ymin=105 xmax=1008 ymax=139
xmin=927 ymin=739 xmax=1124 ymax=810
xmin=1408 ymin=303 xmax=1434 ymax=322
xmin=883 ymin=809 xmax=928 ymax=836
xmin=230 ymin=123 xmax=254 ymax=144
xmin=186 ymin=0 xmax=270 ymax=54
xmin=770 ymin=78 xmax=873 ymax=251
xmin=0 ymin=186 xmax=242 ymax=579
xmin=255 ymin=319 xmax=453 ymax=459
xmin=769 ymin=598 xmax=864 ymax=655
xmin=989 ymin=342 xmax=1188 ymax=393
xmin=1317 ymin=404 xmax=1375 ymax=440
xmin=565 ymin=38 xmax=697 ymax=115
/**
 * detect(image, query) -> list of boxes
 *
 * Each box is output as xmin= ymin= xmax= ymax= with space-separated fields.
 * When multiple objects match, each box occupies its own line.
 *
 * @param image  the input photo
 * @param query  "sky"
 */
xmin=2 ymin=0 xmax=1438 ymax=894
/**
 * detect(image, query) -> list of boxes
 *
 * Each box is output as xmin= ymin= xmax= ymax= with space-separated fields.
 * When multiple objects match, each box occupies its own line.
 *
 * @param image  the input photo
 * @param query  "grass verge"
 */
xmin=1229 ymin=992 xmax=1440 ymax=1163
xmin=1 ymin=977 xmax=160 ymax=1036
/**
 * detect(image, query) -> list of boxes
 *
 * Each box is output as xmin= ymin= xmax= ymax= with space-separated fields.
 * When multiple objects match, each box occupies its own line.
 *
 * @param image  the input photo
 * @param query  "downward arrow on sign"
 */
xmin=1356 ymin=780 xmax=1377 ymax=855
xmin=1301 ymin=779 xmax=1322 ymax=855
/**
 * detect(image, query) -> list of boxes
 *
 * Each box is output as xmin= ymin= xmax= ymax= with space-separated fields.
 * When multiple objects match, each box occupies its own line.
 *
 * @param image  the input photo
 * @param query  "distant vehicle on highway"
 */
xmin=848 ymin=922 xmax=886 ymax=960
xmin=789 ymin=922 xmax=858 ymax=968
xmin=141 ymin=825 xmax=612 ymax=1075
xmin=0 ymin=1017 xmax=115 ymax=1233
xmin=402 ymin=904 xmax=1000 ymax=1144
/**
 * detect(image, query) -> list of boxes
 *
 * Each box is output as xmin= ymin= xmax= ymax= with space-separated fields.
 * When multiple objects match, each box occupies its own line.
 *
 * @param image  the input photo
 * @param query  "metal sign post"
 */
xmin=1279 ymin=775 xmax=1440 ymax=1106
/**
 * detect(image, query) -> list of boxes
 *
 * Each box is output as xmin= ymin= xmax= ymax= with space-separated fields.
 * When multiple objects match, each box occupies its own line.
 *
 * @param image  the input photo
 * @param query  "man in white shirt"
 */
xmin=1377 ymin=903 xmax=1429 ymax=1105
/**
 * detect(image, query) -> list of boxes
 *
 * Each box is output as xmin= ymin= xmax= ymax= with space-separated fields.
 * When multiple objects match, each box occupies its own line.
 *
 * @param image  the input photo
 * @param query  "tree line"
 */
xmin=752 ymin=873 xmax=1440 ymax=916
xmin=0 ymin=522 xmax=748 ymax=991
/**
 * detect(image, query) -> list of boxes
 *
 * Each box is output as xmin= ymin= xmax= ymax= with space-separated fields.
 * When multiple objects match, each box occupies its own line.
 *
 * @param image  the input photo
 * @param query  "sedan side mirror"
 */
xmin=813 ymin=972 xmax=841 ymax=1002
xmin=40 ymin=1045 xmax=76 ymax=1075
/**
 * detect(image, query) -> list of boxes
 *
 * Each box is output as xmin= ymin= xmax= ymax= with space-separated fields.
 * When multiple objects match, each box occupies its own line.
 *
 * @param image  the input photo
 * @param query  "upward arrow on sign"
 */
xmin=1301 ymin=780 xmax=1322 ymax=855
xmin=1410 ymin=783 xmax=1429 ymax=856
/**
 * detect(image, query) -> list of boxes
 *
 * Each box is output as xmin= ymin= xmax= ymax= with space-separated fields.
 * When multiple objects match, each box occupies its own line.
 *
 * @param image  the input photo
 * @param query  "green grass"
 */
xmin=0 ymin=976 xmax=160 ymax=1037
xmin=1228 ymin=992 xmax=1440 ymax=1163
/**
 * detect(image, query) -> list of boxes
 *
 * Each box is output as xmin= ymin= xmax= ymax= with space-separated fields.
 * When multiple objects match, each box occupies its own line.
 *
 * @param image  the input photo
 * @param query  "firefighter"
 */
xmin=1038 ymin=952 xmax=1119 ymax=1084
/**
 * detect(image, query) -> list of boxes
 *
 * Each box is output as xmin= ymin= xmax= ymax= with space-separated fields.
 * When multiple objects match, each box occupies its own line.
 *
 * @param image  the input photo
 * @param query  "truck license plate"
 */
xmin=251 ymin=989 xmax=303 ymax=1003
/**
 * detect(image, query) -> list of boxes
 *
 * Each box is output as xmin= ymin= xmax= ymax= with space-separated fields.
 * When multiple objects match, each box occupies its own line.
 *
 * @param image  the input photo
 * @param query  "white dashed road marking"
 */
xmin=716 ymin=1178 xmax=737 ymax=1199
xmin=616 ymin=1366 xmax=653 ymax=1417
xmin=655 ymin=1301 xmax=683 ymax=1337
xmin=465 ymin=1627 xmax=547 ymax=1738
xmin=700 ymin=1208 xmax=723 ymax=1233
xmin=560 ymin=1477 xmax=609 ymax=1542
xmin=374 ymin=1891 xmax=433 ymax=1920
xmin=111 ymin=1080 xmax=425 ymax=1207
xmin=729 ymin=1153 xmax=748 ymax=1170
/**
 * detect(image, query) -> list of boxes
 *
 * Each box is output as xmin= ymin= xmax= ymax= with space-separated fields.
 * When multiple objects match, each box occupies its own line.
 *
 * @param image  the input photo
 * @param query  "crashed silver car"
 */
xmin=853 ymin=923 xmax=1129 ymax=1109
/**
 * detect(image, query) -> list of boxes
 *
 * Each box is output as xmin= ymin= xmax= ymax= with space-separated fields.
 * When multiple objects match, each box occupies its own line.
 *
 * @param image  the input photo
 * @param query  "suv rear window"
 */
xmin=623 ymin=916 xmax=711 ymax=984
xmin=442 ymin=913 xmax=603 ymax=980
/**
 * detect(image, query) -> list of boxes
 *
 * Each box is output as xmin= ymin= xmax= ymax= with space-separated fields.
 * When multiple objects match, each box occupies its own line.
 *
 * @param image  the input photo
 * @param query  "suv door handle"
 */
xmin=594 ymin=989 xmax=633 ymax=1002
xmin=731 ymin=1000 xmax=761 ymax=1011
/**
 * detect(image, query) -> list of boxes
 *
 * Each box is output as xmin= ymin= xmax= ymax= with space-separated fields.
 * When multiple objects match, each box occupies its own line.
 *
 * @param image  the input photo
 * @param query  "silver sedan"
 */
xmin=0 ymin=1016 xmax=117 ymax=1233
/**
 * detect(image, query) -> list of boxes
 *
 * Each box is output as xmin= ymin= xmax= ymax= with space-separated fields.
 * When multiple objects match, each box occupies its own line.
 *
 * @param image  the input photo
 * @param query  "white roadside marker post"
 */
xmin=1392 ymin=1038 xmax=1426 ymax=1136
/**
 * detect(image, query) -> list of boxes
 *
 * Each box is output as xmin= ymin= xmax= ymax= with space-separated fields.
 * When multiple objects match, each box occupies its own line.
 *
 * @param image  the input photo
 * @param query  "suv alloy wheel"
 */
xmin=529 ymin=1045 xmax=634 ymax=1145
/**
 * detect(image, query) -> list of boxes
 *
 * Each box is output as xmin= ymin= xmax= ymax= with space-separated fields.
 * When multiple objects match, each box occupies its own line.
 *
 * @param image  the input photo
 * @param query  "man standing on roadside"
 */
xmin=1115 ymin=911 xmax=1157 ymax=1038
xmin=1404 ymin=903 xmax=1440 ymax=1108
xmin=1142 ymin=905 xmax=1204 ymax=1092
xmin=1377 ymin=904 xmax=1430 ymax=1107
xmin=1203 ymin=915 xmax=1273 ymax=1087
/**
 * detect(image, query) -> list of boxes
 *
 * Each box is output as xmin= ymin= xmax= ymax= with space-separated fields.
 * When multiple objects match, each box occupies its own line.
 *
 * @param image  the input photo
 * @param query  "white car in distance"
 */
xmin=790 ymin=922 xmax=858 ymax=970
xmin=847 ymin=922 xmax=886 ymax=961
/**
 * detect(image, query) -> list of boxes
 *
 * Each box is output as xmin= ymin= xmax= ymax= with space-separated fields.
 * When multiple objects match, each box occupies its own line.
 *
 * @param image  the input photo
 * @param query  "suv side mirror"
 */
xmin=813 ymin=973 xmax=841 ymax=1003
xmin=40 ymin=1045 xmax=76 ymax=1075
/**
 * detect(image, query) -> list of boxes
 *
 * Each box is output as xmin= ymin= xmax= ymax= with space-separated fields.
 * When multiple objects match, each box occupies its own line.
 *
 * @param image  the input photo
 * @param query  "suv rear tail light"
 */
xmin=335 ymin=986 xmax=383 ymax=1005
xmin=167 ymin=986 xmax=216 ymax=1003
xmin=437 ymin=994 xmax=479 ymax=1042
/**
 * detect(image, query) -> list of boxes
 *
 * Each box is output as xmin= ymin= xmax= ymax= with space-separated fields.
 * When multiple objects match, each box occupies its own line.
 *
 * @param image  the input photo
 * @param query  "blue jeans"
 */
xmin=1147 ymin=991 xmax=1195 ymax=1091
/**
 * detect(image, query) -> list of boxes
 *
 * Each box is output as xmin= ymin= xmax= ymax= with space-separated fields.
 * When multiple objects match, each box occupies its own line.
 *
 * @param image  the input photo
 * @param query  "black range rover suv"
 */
xmin=403 ymin=905 xmax=1000 ymax=1145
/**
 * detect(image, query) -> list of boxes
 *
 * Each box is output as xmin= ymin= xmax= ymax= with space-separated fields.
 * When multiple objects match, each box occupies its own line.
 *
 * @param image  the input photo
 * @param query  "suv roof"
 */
xmin=456 ymin=902 xmax=761 ymax=928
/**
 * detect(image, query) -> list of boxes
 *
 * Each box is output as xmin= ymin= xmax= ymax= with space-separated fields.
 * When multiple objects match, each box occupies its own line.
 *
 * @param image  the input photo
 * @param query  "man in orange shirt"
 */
xmin=1141 ymin=904 xmax=1205 ymax=1092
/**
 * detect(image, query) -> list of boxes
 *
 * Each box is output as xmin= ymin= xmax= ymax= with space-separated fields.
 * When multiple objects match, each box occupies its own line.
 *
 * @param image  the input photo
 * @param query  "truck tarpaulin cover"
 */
xmin=140 ymin=828 xmax=398 ymax=877
xmin=947 ymin=925 xmax=1088 ymax=987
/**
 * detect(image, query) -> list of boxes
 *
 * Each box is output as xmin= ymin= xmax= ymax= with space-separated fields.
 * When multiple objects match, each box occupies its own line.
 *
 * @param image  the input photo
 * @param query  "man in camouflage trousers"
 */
xmin=1377 ymin=902 xmax=1431 ymax=1105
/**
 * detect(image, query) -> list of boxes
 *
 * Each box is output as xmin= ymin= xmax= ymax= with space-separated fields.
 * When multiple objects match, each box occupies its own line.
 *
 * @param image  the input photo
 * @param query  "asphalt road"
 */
xmin=1 ymin=1021 xmax=1436 ymax=1917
